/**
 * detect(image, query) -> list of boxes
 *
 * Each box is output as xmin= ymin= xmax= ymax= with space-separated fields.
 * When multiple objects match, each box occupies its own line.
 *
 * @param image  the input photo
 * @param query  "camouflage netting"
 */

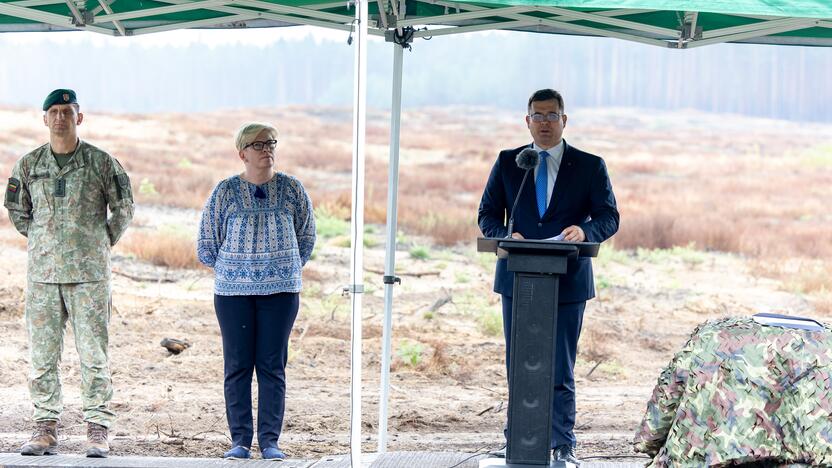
xmin=634 ymin=317 xmax=832 ymax=467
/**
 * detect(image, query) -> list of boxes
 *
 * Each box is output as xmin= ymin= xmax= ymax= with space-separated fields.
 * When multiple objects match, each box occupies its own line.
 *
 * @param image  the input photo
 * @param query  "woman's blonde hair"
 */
xmin=234 ymin=122 xmax=278 ymax=151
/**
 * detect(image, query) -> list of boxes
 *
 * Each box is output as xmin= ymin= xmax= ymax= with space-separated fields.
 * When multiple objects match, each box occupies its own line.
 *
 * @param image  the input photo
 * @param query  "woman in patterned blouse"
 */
xmin=197 ymin=122 xmax=316 ymax=460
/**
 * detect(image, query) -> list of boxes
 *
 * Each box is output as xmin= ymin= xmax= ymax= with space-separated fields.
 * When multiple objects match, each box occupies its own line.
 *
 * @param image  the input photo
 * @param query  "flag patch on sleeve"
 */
xmin=5 ymin=177 xmax=20 ymax=204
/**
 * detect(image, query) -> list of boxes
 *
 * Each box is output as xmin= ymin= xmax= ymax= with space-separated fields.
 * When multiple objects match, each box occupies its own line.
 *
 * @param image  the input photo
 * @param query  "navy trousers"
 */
xmin=215 ymin=293 xmax=299 ymax=450
xmin=501 ymin=294 xmax=585 ymax=448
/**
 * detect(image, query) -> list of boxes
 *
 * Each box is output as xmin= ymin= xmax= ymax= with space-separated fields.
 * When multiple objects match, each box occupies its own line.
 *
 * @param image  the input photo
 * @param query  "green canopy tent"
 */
xmin=2 ymin=0 xmax=832 ymax=464
xmin=1 ymin=0 xmax=831 ymax=46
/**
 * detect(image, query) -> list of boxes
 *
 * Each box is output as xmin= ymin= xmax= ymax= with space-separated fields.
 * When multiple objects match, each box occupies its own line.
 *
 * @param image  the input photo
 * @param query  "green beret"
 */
xmin=42 ymin=89 xmax=77 ymax=111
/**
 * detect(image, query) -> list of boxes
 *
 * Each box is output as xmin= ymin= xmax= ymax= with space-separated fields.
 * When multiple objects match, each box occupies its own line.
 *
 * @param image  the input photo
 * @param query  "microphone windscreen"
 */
xmin=516 ymin=148 xmax=540 ymax=170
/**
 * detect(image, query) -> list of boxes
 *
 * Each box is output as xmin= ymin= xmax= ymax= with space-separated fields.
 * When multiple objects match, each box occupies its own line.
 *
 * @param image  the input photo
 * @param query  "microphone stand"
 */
xmin=506 ymin=168 xmax=533 ymax=238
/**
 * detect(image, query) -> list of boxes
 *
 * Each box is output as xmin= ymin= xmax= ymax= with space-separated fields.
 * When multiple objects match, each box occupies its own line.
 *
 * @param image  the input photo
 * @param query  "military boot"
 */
xmin=86 ymin=422 xmax=110 ymax=458
xmin=20 ymin=420 xmax=58 ymax=456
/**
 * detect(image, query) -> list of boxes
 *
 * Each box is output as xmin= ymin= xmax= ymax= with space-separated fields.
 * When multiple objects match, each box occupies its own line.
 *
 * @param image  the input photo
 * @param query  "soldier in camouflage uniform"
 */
xmin=3 ymin=89 xmax=133 ymax=458
xmin=634 ymin=316 xmax=832 ymax=467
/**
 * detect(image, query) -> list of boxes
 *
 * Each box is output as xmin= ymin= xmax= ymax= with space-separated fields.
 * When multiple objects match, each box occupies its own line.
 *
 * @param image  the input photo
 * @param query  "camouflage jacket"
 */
xmin=4 ymin=140 xmax=134 ymax=283
xmin=633 ymin=317 xmax=832 ymax=467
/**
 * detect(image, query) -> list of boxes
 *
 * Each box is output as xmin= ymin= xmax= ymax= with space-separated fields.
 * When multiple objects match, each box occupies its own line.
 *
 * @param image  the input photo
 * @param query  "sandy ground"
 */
xmin=0 ymin=203 xmax=823 ymax=462
xmin=0 ymin=105 xmax=829 ymax=463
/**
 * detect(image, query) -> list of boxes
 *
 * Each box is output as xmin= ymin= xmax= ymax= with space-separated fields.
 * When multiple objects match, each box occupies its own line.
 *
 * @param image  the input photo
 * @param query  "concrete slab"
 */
xmin=310 ymin=453 xmax=645 ymax=468
xmin=0 ymin=453 xmax=312 ymax=467
xmin=311 ymin=452 xmax=485 ymax=467
xmin=0 ymin=452 xmax=647 ymax=468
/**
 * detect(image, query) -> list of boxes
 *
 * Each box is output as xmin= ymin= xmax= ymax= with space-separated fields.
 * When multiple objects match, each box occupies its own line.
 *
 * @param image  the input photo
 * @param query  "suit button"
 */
xmin=537 ymin=223 xmax=542 ymax=228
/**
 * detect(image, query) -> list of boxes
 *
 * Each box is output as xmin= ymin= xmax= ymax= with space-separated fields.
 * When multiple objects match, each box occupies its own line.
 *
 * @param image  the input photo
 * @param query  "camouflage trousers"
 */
xmin=25 ymin=280 xmax=115 ymax=427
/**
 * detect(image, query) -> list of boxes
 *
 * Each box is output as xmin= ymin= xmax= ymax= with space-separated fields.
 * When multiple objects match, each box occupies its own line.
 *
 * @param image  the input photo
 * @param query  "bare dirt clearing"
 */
xmin=1 ymin=106 xmax=830 ymax=462
xmin=0 ymin=215 xmax=822 ymax=460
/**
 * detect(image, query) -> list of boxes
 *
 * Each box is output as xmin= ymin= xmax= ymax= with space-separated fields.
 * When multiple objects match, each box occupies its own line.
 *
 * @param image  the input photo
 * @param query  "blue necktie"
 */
xmin=536 ymin=150 xmax=550 ymax=217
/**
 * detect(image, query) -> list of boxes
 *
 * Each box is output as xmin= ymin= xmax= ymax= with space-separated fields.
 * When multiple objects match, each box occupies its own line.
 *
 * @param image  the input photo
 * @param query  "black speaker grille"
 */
xmin=506 ymin=274 xmax=559 ymax=465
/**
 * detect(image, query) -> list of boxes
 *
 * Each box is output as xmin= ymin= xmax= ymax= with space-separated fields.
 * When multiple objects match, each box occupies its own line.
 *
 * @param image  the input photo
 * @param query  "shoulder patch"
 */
xmin=5 ymin=177 xmax=20 ymax=204
xmin=113 ymin=173 xmax=132 ymax=201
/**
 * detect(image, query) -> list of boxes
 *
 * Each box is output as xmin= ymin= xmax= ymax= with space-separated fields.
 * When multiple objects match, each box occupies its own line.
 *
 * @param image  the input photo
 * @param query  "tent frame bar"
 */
xmin=412 ymin=19 xmax=535 ymax=37
xmin=403 ymin=4 xmax=671 ymax=46
xmin=399 ymin=4 xmax=677 ymax=37
xmin=127 ymin=0 xmax=378 ymax=36
xmin=510 ymin=11 xmax=670 ymax=46
xmin=235 ymin=0 xmax=353 ymax=24
xmin=130 ymin=13 xmax=258 ymax=35
xmin=377 ymin=39 xmax=405 ymax=454
xmin=91 ymin=0 xmax=114 ymax=16
xmin=96 ymin=0 xmax=126 ymax=35
xmin=63 ymin=0 xmax=84 ymax=25
xmin=0 ymin=1 xmax=116 ymax=33
xmin=538 ymin=5 xmax=678 ymax=36
xmin=701 ymin=16 xmax=818 ymax=39
xmin=91 ymin=0 xmax=353 ymax=25
xmin=348 ymin=0 xmax=367 ymax=465
xmin=8 ymin=0 xmax=64 ymax=7
xmin=399 ymin=5 xmax=534 ymax=27
xmin=95 ymin=0 xmax=230 ymax=23
xmin=687 ymin=18 xmax=819 ymax=48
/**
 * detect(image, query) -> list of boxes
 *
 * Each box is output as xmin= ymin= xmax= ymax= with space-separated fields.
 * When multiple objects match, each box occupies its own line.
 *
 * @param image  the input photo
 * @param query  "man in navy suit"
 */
xmin=478 ymin=89 xmax=619 ymax=465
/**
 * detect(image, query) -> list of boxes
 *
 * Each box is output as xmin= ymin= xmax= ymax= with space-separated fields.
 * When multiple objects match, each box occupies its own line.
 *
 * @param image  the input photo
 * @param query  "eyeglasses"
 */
xmin=529 ymin=112 xmax=563 ymax=123
xmin=244 ymin=140 xmax=277 ymax=151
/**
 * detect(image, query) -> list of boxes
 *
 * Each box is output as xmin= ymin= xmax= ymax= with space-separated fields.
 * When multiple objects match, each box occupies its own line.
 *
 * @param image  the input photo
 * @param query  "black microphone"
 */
xmin=506 ymin=148 xmax=539 ymax=238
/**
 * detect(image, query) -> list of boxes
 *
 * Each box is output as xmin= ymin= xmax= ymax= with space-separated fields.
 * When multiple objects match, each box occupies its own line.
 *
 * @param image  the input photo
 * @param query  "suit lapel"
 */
xmin=544 ymin=141 xmax=574 ymax=219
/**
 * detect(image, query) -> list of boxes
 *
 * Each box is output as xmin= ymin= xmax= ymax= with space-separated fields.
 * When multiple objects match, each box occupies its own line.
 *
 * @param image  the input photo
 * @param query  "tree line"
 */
xmin=0 ymin=32 xmax=829 ymax=121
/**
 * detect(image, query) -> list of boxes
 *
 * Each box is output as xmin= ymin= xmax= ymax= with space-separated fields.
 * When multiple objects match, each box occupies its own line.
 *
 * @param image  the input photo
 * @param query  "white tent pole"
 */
xmin=348 ymin=0 xmax=368 ymax=464
xmin=377 ymin=40 xmax=405 ymax=454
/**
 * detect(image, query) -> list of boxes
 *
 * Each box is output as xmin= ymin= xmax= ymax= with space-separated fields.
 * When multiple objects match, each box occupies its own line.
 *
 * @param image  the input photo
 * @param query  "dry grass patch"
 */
xmin=314 ymin=192 xmax=352 ymax=220
xmin=400 ymin=206 xmax=480 ymax=247
xmin=286 ymin=143 xmax=351 ymax=172
xmin=813 ymin=292 xmax=832 ymax=316
xmin=416 ymin=340 xmax=452 ymax=375
xmin=579 ymin=325 xmax=616 ymax=368
xmin=787 ymin=261 xmax=832 ymax=295
xmin=118 ymin=231 xmax=201 ymax=269
xmin=615 ymin=210 xmax=742 ymax=253
xmin=4 ymin=105 xmax=831 ymax=262
xmin=749 ymin=259 xmax=832 ymax=295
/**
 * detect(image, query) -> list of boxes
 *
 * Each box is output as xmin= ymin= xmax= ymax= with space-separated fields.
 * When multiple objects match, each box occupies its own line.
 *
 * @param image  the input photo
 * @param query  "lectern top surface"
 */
xmin=477 ymin=237 xmax=600 ymax=258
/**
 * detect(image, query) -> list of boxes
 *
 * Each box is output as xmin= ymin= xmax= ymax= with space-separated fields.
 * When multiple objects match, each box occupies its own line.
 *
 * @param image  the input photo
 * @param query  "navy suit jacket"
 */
xmin=478 ymin=140 xmax=619 ymax=303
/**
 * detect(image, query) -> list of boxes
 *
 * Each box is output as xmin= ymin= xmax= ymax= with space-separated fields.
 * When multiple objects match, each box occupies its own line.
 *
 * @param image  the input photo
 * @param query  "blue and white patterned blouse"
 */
xmin=197 ymin=173 xmax=316 ymax=296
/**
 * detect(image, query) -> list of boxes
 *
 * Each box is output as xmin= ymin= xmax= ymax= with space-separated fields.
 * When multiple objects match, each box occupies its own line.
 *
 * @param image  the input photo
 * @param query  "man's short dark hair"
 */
xmin=527 ymin=89 xmax=565 ymax=114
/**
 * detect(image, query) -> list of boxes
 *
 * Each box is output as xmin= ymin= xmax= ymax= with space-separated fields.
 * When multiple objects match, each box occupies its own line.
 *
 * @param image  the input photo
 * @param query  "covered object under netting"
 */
xmin=635 ymin=316 xmax=832 ymax=467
